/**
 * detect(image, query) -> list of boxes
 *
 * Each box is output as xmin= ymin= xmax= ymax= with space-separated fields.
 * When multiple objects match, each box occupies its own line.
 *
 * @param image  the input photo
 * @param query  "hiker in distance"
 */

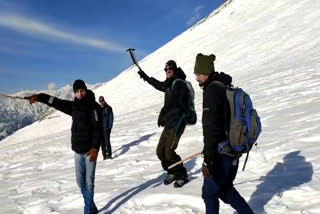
xmin=98 ymin=95 xmax=114 ymax=160
xmin=25 ymin=79 xmax=102 ymax=214
xmin=194 ymin=54 xmax=254 ymax=214
xmin=137 ymin=60 xmax=190 ymax=188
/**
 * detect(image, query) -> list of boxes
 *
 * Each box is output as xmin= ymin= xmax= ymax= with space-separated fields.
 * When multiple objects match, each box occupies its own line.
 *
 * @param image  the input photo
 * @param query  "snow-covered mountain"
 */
xmin=0 ymin=84 xmax=102 ymax=141
xmin=1 ymin=0 xmax=320 ymax=213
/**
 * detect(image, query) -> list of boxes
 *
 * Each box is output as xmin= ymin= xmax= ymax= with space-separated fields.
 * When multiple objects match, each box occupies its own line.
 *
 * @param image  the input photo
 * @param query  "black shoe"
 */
xmin=91 ymin=204 xmax=98 ymax=214
xmin=164 ymin=174 xmax=176 ymax=185
xmin=174 ymin=177 xmax=188 ymax=188
xmin=103 ymin=155 xmax=112 ymax=160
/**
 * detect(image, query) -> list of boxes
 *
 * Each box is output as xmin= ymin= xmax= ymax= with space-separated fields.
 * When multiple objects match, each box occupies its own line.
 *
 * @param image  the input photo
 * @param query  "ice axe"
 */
xmin=0 ymin=93 xmax=28 ymax=100
xmin=126 ymin=48 xmax=143 ymax=71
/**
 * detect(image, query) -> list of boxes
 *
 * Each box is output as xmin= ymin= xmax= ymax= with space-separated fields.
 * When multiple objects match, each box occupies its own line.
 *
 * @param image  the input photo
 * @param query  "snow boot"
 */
xmin=174 ymin=177 xmax=189 ymax=188
xmin=164 ymin=174 xmax=176 ymax=185
xmin=90 ymin=204 xmax=98 ymax=214
xmin=103 ymin=154 xmax=112 ymax=160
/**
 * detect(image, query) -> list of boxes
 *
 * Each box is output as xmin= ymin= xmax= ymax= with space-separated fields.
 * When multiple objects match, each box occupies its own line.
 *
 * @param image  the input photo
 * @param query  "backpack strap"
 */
xmin=209 ymin=80 xmax=228 ymax=89
xmin=172 ymin=78 xmax=187 ymax=136
xmin=171 ymin=78 xmax=187 ymax=112
xmin=90 ymin=102 xmax=99 ymax=122
xmin=174 ymin=114 xmax=185 ymax=136
xmin=172 ymin=78 xmax=184 ymax=90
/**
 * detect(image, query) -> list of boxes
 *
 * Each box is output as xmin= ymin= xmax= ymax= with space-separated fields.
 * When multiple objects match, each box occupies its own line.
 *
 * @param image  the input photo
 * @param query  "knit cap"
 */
xmin=194 ymin=53 xmax=216 ymax=75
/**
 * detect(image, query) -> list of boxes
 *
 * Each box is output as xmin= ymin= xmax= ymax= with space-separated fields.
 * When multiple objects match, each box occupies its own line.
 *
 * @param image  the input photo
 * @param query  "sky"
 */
xmin=0 ymin=0 xmax=225 ymax=94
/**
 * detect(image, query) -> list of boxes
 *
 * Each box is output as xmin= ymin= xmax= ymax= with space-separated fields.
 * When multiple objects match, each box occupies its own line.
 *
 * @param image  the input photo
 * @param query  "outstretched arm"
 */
xmin=25 ymin=93 xmax=73 ymax=116
xmin=138 ymin=70 xmax=167 ymax=92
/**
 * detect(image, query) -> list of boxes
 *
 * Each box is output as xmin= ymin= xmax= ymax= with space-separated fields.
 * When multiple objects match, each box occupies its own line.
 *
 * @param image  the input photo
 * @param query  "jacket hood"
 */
xmin=86 ymin=90 xmax=96 ymax=102
xmin=173 ymin=67 xmax=186 ymax=80
xmin=212 ymin=71 xmax=232 ymax=85
xmin=203 ymin=71 xmax=232 ymax=89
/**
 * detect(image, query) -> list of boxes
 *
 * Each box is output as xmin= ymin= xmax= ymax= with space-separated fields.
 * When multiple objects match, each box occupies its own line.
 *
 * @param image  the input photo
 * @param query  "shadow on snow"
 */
xmin=100 ymin=155 xmax=201 ymax=213
xmin=112 ymin=133 xmax=156 ymax=159
xmin=247 ymin=151 xmax=313 ymax=214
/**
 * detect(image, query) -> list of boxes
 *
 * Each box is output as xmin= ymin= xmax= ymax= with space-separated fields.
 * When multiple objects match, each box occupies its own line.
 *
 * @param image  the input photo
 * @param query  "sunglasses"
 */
xmin=164 ymin=66 xmax=173 ymax=72
xmin=99 ymin=100 xmax=104 ymax=103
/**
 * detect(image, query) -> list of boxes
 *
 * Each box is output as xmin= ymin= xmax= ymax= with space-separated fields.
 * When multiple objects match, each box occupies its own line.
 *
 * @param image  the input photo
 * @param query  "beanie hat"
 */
xmin=194 ymin=53 xmax=216 ymax=75
xmin=73 ymin=79 xmax=87 ymax=92
xmin=165 ymin=60 xmax=177 ymax=71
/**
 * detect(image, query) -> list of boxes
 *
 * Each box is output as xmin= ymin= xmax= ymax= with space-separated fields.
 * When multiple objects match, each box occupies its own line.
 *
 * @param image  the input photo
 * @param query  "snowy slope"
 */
xmin=1 ymin=0 xmax=320 ymax=213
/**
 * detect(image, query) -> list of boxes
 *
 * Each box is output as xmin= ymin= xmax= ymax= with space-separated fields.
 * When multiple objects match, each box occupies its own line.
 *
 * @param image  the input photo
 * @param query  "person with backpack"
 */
xmin=137 ymin=60 xmax=191 ymax=188
xmin=194 ymin=53 xmax=254 ymax=214
xmin=98 ymin=96 xmax=114 ymax=160
xmin=25 ymin=79 xmax=102 ymax=214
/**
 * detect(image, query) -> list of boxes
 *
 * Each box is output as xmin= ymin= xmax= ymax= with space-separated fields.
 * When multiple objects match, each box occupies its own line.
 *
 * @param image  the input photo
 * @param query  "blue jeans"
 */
xmin=74 ymin=152 xmax=97 ymax=214
xmin=202 ymin=155 xmax=253 ymax=214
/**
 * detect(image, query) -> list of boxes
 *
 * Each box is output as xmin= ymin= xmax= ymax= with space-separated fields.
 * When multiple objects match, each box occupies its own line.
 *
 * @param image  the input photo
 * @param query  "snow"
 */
xmin=1 ymin=0 xmax=320 ymax=213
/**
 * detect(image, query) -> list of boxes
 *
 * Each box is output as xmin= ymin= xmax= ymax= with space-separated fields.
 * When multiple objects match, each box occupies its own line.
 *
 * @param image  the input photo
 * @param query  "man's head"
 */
xmin=73 ymin=79 xmax=87 ymax=100
xmin=164 ymin=60 xmax=177 ymax=79
xmin=194 ymin=53 xmax=216 ymax=85
xmin=196 ymin=74 xmax=209 ymax=85
xmin=99 ymin=96 xmax=106 ymax=107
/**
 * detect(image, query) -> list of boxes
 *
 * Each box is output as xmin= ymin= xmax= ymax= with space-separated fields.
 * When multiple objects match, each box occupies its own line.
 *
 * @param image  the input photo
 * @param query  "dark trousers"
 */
xmin=202 ymin=155 xmax=253 ymax=214
xmin=156 ymin=125 xmax=187 ymax=178
xmin=101 ymin=129 xmax=112 ymax=157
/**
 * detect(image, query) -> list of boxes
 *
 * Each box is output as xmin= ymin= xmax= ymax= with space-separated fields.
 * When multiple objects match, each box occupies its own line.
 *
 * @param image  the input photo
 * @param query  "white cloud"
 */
xmin=0 ymin=15 xmax=126 ymax=53
xmin=47 ymin=82 xmax=56 ymax=91
xmin=186 ymin=5 xmax=205 ymax=26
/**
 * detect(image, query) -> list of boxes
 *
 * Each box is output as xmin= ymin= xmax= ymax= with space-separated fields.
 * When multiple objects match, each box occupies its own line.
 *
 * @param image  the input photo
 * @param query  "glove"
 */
xmin=137 ymin=70 xmax=150 ymax=81
xmin=86 ymin=148 xmax=98 ymax=162
xmin=24 ymin=94 xmax=38 ymax=104
xmin=157 ymin=119 xmax=165 ymax=127
xmin=202 ymin=162 xmax=212 ymax=178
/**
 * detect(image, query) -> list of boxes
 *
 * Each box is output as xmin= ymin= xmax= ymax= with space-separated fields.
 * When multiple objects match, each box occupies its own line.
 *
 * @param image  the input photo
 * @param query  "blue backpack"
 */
xmin=212 ymin=81 xmax=262 ymax=157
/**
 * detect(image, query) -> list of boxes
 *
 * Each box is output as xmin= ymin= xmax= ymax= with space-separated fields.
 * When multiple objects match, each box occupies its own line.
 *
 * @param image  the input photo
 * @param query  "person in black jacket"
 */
xmin=138 ymin=60 xmax=189 ymax=188
xmin=25 ymin=79 xmax=102 ymax=214
xmin=194 ymin=54 xmax=253 ymax=214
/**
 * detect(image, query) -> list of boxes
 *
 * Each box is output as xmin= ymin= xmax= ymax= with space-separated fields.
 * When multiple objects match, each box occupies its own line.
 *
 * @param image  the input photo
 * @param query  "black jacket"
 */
xmin=146 ymin=68 xmax=189 ymax=129
xmin=202 ymin=72 xmax=232 ymax=162
xmin=37 ymin=90 xmax=103 ymax=153
xmin=101 ymin=104 xmax=114 ymax=130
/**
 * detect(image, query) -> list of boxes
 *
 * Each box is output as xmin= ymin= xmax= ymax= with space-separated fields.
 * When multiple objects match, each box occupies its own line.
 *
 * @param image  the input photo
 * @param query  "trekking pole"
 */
xmin=242 ymin=151 xmax=250 ymax=171
xmin=168 ymin=151 xmax=202 ymax=169
xmin=0 ymin=93 xmax=27 ymax=100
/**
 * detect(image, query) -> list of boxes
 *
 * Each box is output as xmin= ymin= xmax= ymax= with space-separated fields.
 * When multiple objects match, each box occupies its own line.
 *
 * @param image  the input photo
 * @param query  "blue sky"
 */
xmin=0 ymin=0 xmax=224 ymax=94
